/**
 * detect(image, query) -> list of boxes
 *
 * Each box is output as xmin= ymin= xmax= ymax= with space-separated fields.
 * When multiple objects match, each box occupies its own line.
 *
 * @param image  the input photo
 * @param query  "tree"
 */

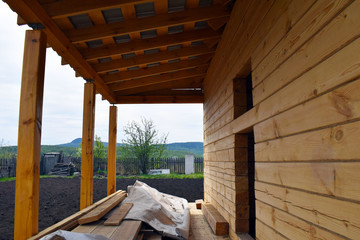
xmin=94 ymin=135 xmax=106 ymax=171
xmin=121 ymin=118 xmax=168 ymax=174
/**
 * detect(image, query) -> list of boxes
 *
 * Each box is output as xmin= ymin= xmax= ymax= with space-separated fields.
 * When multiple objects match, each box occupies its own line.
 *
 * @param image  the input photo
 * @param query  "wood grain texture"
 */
xmin=29 ymin=190 xmax=124 ymax=240
xmin=80 ymin=82 xmax=96 ymax=210
xmin=14 ymin=30 xmax=46 ymax=240
xmin=256 ymin=181 xmax=360 ymax=239
xmin=110 ymin=220 xmax=142 ymax=240
xmin=67 ymin=5 xmax=229 ymax=43
xmin=255 ymin=162 xmax=360 ymax=201
xmin=78 ymin=191 xmax=127 ymax=224
xmin=202 ymin=203 xmax=229 ymax=235
xmin=104 ymin=203 xmax=133 ymax=226
xmin=256 ymin=200 xmax=345 ymax=240
xmin=253 ymin=0 xmax=357 ymax=105
xmin=107 ymin=106 xmax=117 ymax=195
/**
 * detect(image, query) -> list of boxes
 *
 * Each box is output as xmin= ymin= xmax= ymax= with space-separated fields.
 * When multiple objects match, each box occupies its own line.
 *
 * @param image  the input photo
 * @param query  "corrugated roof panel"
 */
xmin=167 ymin=44 xmax=182 ymax=51
xmin=69 ymin=14 xmax=93 ymax=29
xmin=135 ymin=2 xmax=155 ymax=18
xmin=199 ymin=0 xmax=213 ymax=8
xmin=191 ymin=41 xmax=204 ymax=47
xmin=144 ymin=48 xmax=160 ymax=55
xmin=86 ymin=39 xmax=103 ymax=48
xmin=168 ymin=59 xmax=181 ymax=63
xmin=127 ymin=66 xmax=140 ymax=71
xmin=102 ymin=8 xmax=124 ymax=23
xmin=168 ymin=0 xmax=186 ymax=13
xmin=194 ymin=21 xmax=208 ymax=29
xmin=122 ymin=53 xmax=137 ymax=59
xmin=168 ymin=24 xmax=184 ymax=34
xmin=98 ymin=57 xmax=112 ymax=63
xmin=114 ymin=34 xmax=131 ymax=43
xmin=147 ymin=62 xmax=161 ymax=67
xmin=140 ymin=30 xmax=157 ymax=39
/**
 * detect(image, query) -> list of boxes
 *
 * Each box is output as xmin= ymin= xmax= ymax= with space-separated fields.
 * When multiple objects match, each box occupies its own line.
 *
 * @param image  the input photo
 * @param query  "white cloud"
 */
xmin=0 ymin=3 xmax=204 ymax=146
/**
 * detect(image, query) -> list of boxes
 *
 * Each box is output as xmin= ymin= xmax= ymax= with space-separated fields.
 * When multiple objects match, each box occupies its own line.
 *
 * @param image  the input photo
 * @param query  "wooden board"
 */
xmin=14 ymin=30 xmax=47 ymax=240
xmin=195 ymin=199 xmax=203 ymax=209
xmin=104 ymin=203 xmax=133 ymax=226
xmin=256 ymin=200 xmax=344 ymax=240
xmin=110 ymin=220 xmax=142 ymax=240
xmin=29 ymin=190 xmax=125 ymax=240
xmin=253 ymin=0 xmax=358 ymax=105
xmin=107 ymin=106 xmax=117 ymax=196
xmin=256 ymin=220 xmax=287 ymax=240
xmin=80 ymin=82 xmax=96 ymax=210
xmin=202 ymin=203 xmax=229 ymax=235
xmin=78 ymin=191 xmax=127 ymax=224
xmin=254 ymin=78 xmax=360 ymax=142
xmin=255 ymin=181 xmax=360 ymax=239
xmin=255 ymin=162 xmax=360 ymax=201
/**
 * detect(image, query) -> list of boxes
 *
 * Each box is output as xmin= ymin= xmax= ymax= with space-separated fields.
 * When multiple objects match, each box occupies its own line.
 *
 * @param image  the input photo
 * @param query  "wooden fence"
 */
xmin=0 ymin=158 xmax=16 ymax=177
xmin=0 ymin=156 xmax=203 ymax=177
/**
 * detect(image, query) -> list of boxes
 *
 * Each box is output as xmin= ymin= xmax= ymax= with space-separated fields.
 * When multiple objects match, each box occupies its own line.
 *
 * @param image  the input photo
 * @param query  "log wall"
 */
xmin=203 ymin=0 xmax=360 ymax=239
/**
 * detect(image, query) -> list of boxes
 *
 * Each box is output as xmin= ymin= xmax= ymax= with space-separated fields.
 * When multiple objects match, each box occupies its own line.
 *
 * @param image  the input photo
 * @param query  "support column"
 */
xmin=80 ymin=82 xmax=96 ymax=210
xmin=107 ymin=105 xmax=117 ymax=195
xmin=14 ymin=30 xmax=47 ymax=240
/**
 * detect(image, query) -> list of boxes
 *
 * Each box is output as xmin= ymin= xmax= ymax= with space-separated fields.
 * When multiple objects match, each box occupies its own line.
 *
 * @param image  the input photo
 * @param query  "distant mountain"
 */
xmin=59 ymin=138 xmax=203 ymax=156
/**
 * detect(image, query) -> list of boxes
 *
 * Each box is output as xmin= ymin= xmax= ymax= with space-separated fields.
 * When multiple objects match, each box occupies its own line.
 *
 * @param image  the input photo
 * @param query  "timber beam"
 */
xmin=107 ymin=105 xmax=117 ymax=195
xmin=110 ymin=67 xmax=206 ymax=91
xmin=66 ymin=5 xmax=230 ymax=43
xmin=81 ymin=29 xmax=220 ymax=61
xmin=92 ymin=46 xmax=214 ymax=73
xmin=116 ymin=95 xmax=203 ymax=104
xmin=102 ymin=57 xmax=210 ymax=83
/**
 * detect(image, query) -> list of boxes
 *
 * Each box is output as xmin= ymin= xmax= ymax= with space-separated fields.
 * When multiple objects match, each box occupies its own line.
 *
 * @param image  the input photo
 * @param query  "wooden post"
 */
xmin=80 ymin=82 xmax=96 ymax=210
xmin=14 ymin=30 xmax=47 ymax=240
xmin=107 ymin=105 xmax=117 ymax=195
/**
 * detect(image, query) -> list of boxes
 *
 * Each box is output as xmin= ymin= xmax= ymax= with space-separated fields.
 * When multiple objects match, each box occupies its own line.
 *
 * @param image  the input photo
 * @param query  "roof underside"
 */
xmin=5 ymin=0 xmax=233 ymax=104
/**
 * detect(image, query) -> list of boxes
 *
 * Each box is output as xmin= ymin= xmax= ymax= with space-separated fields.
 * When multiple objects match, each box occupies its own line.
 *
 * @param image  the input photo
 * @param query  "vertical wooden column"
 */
xmin=107 ymin=105 xmax=117 ymax=195
xmin=14 ymin=30 xmax=47 ymax=240
xmin=80 ymin=82 xmax=96 ymax=210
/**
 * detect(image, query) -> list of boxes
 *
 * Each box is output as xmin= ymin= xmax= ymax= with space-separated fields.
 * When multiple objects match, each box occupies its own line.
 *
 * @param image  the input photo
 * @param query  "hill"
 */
xmin=1 ymin=139 xmax=203 ymax=158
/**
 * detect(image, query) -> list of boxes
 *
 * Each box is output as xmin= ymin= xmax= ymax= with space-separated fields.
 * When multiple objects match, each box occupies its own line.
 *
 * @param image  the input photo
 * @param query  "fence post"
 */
xmin=185 ymin=155 xmax=194 ymax=174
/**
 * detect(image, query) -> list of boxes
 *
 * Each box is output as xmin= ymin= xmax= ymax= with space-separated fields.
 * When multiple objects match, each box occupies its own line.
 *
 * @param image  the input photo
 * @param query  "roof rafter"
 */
xmin=136 ymin=89 xmax=203 ymax=96
xmin=116 ymin=95 xmax=203 ymax=104
xmin=81 ymin=29 xmax=220 ymax=61
xmin=42 ymin=0 xmax=153 ymax=19
xmin=115 ymin=76 xmax=203 ymax=96
xmin=67 ymin=5 xmax=230 ymax=43
xmin=110 ymin=67 xmax=206 ymax=91
xmin=102 ymin=57 xmax=210 ymax=83
xmin=4 ymin=0 xmax=117 ymax=102
xmin=93 ymin=45 xmax=214 ymax=73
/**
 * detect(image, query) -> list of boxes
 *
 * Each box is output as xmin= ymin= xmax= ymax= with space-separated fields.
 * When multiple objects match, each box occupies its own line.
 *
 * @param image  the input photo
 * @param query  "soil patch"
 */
xmin=0 ymin=177 xmax=203 ymax=240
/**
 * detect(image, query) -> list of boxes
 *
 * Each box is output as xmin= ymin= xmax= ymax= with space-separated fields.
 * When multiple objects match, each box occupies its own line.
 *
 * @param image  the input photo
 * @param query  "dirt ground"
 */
xmin=0 ymin=177 xmax=203 ymax=240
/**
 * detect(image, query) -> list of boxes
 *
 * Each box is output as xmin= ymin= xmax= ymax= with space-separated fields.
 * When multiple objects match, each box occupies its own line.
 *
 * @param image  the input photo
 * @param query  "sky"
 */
xmin=0 ymin=3 xmax=204 ymax=146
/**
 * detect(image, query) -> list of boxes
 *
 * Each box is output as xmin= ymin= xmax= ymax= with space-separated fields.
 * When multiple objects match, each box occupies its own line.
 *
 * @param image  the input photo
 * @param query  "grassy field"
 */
xmin=0 ymin=173 xmax=203 ymax=182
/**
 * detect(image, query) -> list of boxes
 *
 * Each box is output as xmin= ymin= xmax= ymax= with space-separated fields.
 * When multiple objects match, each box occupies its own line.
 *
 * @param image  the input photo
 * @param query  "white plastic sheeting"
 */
xmin=122 ymin=180 xmax=190 ymax=239
xmin=40 ymin=230 xmax=111 ymax=240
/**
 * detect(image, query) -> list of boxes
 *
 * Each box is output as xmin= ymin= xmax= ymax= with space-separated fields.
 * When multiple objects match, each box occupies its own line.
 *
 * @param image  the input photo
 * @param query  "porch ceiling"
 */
xmin=4 ymin=0 xmax=233 ymax=104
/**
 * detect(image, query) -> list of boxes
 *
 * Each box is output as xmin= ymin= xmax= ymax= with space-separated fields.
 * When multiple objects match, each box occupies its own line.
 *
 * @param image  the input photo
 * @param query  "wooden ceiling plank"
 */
xmin=42 ymin=0 xmax=152 ymax=19
xmin=4 ymin=0 xmax=116 ymax=102
xmin=102 ymin=56 xmax=210 ymax=83
xmin=93 ymin=45 xmax=214 ymax=73
xmin=121 ymin=5 xmax=146 ymax=68
xmin=154 ymin=0 xmax=169 ymax=56
xmin=110 ymin=67 xmax=206 ymax=91
xmin=67 ymin=5 xmax=229 ymax=43
xmin=115 ymin=76 xmax=203 ymax=96
xmin=182 ymin=0 xmax=200 ymax=50
xmin=116 ymin=95 xmax=203 ymax=104
xmin=136 ymin=89 xmax=203 ymax=96
xmin=81 ymin=29 xmax=219 ymax=61
xmin=208 ymin=16 xmax=229 ymax=31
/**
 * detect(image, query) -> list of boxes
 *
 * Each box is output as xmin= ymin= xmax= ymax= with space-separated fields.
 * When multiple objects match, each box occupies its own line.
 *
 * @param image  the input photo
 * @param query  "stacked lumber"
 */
xmin=202 ymin=203 xmax=229 ymax=235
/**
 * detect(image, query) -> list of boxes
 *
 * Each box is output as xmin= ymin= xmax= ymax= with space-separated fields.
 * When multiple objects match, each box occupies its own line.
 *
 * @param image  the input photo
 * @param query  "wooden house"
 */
xmin=3 ymin=0 xmax=360 ymax=239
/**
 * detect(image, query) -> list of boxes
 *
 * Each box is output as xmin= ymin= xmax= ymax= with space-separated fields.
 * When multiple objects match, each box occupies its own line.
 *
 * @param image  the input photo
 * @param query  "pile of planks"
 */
xmin=29 ymin=190 xmax=163 ymax=240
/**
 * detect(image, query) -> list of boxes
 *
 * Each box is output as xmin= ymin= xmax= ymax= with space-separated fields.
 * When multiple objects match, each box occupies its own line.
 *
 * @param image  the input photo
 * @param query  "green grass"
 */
xmin=116 ymin=173 xmax=203 ymax=179
xmin=0 ymin=173 xmax=203 ymax=182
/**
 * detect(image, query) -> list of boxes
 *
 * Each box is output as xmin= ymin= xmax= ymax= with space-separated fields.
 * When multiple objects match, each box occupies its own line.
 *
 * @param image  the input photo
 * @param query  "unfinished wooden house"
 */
xmin=4 ymin=0 xmax=360 ymax=239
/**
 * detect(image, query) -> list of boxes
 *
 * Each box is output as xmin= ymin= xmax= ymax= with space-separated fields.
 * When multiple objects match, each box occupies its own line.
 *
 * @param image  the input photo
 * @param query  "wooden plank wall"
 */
xmin=203 ymin=0 xmax=360 ymax=239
